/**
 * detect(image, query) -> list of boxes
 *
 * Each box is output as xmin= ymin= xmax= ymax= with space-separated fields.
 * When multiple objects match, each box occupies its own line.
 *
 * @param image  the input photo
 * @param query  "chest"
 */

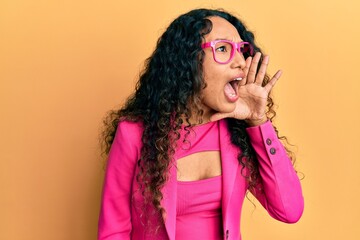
xmin=175 ymin=121 xmax=222 ymax=181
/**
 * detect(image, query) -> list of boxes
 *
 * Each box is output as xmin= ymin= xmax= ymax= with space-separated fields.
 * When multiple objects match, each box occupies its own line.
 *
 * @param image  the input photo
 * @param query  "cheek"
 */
xmin=202 ymin=54 xmax=218 ymax=79
xmin=203 ymin=70 xmax=223 ymax=95
xmin=203 ymin=80 xmax=220 ymax=95
xmin=201 ymin=57 xmax=227 ymax=98
xmin=201 ymin=78 xmax=223 ymax=107
xmin=203 ymin=66 xmax=220 ymax=90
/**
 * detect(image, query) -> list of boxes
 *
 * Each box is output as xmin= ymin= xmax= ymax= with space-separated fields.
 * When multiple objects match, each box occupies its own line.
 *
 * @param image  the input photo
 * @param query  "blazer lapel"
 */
xmin=160 ymin=161 xmax=177 ymax=240
xmin=219 ymin=120 xmax=240 ymax=226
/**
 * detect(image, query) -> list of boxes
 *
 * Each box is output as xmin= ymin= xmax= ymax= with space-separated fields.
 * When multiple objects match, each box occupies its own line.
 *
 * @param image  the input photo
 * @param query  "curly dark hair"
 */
xmin=101 ymin=8 xmax=295 ymax=228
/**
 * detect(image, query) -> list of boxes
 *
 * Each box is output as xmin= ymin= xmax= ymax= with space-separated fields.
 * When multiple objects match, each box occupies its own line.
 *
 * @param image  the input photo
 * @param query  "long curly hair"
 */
xmin=101 ymin=8 xmax=295 ymax=227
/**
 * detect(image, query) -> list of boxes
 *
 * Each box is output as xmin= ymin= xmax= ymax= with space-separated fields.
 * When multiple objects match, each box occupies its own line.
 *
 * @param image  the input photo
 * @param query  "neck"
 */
xmin=184 ymin=108 xmax=215 ymax=126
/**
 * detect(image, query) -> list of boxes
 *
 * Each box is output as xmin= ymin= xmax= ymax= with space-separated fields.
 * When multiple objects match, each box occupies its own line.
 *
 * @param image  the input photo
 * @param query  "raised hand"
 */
xmin=210 ymin=52 xmax=282 ymax=126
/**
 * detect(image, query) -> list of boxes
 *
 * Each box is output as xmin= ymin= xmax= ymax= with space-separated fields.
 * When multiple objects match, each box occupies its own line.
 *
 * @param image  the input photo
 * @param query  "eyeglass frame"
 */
xmin=201 ymin=40 xmax=254 ymax=64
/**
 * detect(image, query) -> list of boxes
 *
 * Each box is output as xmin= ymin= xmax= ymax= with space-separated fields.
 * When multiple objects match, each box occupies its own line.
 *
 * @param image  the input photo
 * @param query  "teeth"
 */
xmin=234 ymin=77 xmax=242 ymax=81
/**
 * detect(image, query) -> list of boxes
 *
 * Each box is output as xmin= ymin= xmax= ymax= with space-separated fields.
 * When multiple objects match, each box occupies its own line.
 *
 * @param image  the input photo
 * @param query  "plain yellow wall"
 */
xmin=1 ymin=0 xmax=360 ymax=239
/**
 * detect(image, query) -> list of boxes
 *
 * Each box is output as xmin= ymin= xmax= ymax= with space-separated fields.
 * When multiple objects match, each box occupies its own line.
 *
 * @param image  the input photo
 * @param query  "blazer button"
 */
xmin=226 ymin=230 xmax=229 ymax=239
xmin=266 ymin=138 xmax=272 ymax=145
xmin=270 ymin=148 xmax=276 ymax=155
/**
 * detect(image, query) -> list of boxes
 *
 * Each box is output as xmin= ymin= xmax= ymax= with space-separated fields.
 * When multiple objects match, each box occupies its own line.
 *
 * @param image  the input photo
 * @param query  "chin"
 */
xmin=216 ymin=104 xmax=236 ymax=114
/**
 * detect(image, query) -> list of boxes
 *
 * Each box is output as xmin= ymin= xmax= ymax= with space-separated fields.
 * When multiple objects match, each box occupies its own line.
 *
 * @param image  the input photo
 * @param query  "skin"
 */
xmin=200 ymin=16 xmax=282 ymax=126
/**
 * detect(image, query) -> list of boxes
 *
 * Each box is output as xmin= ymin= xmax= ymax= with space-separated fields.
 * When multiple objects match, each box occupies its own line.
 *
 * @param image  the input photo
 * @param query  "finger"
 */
xmin=255 ymin=55 xmax=269 ymax=85
xmin=246 ymin=52 xmax=261 ymax=84
xmin=240 ymin=57 xmax=252 ymax=86
xmin=264 ymin=70 xmax=282 ymax=93
xmin=209 ymin=112 xmax=232 ymax=122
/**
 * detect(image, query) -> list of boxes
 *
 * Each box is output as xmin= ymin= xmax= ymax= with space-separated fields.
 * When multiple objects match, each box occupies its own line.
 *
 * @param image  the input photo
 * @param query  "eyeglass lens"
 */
xmin=214 ymin=41 xmax=252 ymax=63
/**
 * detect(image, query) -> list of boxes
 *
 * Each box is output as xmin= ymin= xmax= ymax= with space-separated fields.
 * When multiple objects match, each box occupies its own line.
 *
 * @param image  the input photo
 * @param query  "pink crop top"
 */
xmin=176 ymin=176 xmax=223 ymax=239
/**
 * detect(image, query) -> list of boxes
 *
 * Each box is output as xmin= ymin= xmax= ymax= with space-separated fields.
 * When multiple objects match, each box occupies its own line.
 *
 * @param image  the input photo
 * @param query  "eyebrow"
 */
xmin=214 ymin=38 xmax=231 ymax=41
xmin=213 ymin=37 xmax=244 ymax=42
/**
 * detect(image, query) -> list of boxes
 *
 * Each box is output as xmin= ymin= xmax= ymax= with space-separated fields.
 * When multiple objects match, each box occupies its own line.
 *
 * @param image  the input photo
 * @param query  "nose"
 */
xmin=230 ymin=49 xmax=246 ymax=69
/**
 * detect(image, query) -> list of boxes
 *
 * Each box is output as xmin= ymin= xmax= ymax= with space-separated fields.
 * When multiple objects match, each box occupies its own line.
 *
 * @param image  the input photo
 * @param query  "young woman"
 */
xmin=98 ymin=8 xmax=304 ymax=240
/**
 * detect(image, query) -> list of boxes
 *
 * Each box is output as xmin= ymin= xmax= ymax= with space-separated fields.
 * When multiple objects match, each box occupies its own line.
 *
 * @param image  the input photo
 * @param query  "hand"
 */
xmin=209 ymin=52 xmax=282 ymax=126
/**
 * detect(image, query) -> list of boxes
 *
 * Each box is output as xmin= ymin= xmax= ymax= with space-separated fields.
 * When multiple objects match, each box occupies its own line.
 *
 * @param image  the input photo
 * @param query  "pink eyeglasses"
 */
xmin=201 ymin=40 xmax=254 ymax=64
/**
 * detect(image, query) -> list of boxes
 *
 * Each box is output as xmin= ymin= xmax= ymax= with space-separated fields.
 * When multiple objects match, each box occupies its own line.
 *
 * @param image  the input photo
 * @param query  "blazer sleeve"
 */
xmin=246 ymin=121 xmax=304 ymax=223
xmin=98 ymin=121 xmax=142 ymax=240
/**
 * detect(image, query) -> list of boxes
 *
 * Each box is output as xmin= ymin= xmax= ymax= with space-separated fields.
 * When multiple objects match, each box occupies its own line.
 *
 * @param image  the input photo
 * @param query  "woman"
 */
xmin=98 ymin=8 xmax=304 ymax=240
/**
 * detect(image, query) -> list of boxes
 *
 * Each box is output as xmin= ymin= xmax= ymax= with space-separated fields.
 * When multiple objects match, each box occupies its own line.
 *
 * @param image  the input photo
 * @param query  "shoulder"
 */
xmin=116 ymin=120 xmax=144 ymax=140
xmin=116 ymin=120 xmax=144 ymax=137
xmin=111 ymin=120 xmax=144 ymax=154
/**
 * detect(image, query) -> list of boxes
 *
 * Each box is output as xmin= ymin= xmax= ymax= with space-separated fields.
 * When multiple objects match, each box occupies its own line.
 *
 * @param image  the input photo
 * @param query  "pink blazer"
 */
xmin=98 ymin=120 xmax=304 ymax=240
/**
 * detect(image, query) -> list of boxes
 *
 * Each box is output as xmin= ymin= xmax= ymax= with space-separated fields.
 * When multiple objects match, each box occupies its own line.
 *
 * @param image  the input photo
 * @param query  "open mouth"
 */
xmin=224 ymin=77 xmax=242 ymax=101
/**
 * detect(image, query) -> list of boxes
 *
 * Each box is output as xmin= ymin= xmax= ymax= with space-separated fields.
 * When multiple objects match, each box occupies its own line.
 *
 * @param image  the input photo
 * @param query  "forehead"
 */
xmin=205 ymin=16 xmax=242 ymax=42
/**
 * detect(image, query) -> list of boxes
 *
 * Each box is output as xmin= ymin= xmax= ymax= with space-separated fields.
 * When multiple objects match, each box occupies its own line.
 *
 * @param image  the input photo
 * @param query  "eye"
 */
xmin=241 ymin=44 xmax=250 ymax=54
xmin=215 ymin=45 xmax=228 ymax=52
xmin=214 ymin=41 xmax=232 ymax=53
xmin=240 ymin=43 xmax=253 ymax=56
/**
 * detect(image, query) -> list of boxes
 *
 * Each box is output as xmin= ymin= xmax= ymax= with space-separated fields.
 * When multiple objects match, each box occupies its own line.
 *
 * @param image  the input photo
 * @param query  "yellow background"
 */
xmin=1 ymin=0 xmax=359 ymax=239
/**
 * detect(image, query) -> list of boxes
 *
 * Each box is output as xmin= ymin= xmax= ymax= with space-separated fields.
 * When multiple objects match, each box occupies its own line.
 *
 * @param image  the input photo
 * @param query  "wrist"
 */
xmin=245 ymin=116 xmax=268 ymax=127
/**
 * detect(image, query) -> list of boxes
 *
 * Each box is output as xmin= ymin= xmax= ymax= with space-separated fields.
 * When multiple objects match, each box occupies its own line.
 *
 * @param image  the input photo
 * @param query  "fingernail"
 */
xmin=263 ymin=55 xmax=269 ymax=63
